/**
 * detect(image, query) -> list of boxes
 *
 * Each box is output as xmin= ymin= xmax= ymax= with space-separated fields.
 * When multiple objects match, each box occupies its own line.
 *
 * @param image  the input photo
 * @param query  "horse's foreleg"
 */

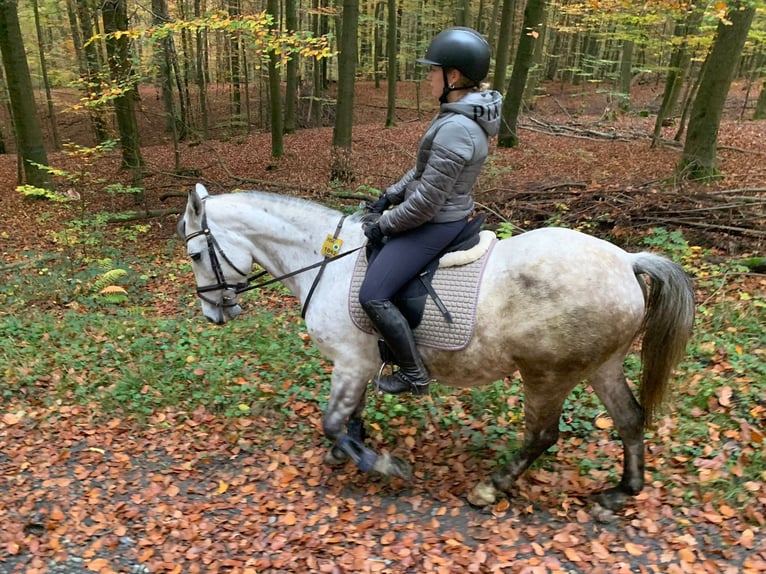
xmin=589 ymin=358 xmax=646 ymax=510
xmin=324 ymin=387 xmax=368 ymax=466
xmin=468 ymin=373 xmax=574 ymax=507
xmin=321 ymin=363 xmax=412 ymax=480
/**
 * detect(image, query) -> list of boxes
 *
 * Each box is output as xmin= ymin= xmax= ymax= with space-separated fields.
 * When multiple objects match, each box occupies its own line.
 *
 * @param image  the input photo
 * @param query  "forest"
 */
xmin=1 ymin=0 xmax=765 ymax=573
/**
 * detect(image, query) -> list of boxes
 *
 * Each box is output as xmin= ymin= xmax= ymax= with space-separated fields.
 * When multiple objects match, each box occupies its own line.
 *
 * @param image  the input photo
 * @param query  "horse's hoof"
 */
xmin=467 ymin=480 xmax=499 ymax=508
xmin=592 ymin=487 xmax=628 ymax=512
xmin=372 ymin=453 xmax=412 ymax=480
xmin=324 ymin=446 xmax=348 ymax=466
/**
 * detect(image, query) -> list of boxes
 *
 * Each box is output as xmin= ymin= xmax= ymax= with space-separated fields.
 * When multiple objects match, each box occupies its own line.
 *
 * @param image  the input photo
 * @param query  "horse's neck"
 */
xmin=223 ymin=193 xmax=356 ymax=301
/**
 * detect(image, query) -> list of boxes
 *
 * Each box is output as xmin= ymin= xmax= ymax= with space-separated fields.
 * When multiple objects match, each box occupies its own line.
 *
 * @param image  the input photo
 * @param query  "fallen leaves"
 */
xmin=2 ymin=401 xmax=765 ymax=573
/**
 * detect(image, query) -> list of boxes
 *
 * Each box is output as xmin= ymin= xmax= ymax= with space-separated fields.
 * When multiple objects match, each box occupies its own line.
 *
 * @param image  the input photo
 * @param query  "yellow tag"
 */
xmin=321 ymin=234 xmax=343 ymax=258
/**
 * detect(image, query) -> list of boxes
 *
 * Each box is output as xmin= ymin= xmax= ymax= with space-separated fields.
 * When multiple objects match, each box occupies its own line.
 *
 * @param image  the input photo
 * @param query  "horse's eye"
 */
xmin=190 ymin=252 xmax=202 ymax=261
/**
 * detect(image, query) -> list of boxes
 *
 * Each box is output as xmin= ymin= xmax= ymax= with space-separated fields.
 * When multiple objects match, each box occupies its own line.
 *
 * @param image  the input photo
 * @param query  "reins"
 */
xmin=185 ymin=211 xmax=363 ymax=317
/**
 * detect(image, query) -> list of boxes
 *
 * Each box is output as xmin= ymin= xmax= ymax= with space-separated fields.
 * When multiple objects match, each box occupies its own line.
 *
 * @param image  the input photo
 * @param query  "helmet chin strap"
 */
xmin=439 ymin=68 xmax=476 ymax=103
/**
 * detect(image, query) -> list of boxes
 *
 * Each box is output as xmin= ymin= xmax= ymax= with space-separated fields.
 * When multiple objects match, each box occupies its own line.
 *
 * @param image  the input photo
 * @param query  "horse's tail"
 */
xmin=630 ymin=253 xmax=695 ymax=426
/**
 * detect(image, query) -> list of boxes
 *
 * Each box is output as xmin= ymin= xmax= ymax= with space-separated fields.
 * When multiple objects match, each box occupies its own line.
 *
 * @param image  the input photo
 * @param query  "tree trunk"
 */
xmin=32 ymin=0 xmax=60 ymax=150
xmin=194 ymin=0 xmax=209 ymax=138
xmin=755 ymin=80 xmax=766 ymax=120
xmin=102 ymin=0 xmax=144 ymax=182
xmin=0 ymin=0 xmax=50 ymax=187
xmin=267 ymin=0 xmax=283 ymax=157
xmin=523 ymin=6 xmax=547 ymax=109
xmin=384 ymin=0 xmax=397 ymax=127
xmin=228 ymin=0 xmax=242 ymax=119
xmin=618 ymin=39 xmax=634 ymax=112
xmin=76 ymin=0 xmax=111 ymax=143
xmin=331 ymin=0 xmax=358 ymax=182
xmin=651 ymin=1 xmax=705 ymax=147
xmin=498 ymin=0 xmax=547 ymax=148
xmin=373 ymin=1 xmax=384 ymax=89
xmin=492 ymin=0 xmax=516 ymax=93
xmin=679 ymin=3 xmax=755 ymax=180
xmin=311 ymin=0 xmax=326 ymax=128
xmin=284 ymin=0 xmax=298 ymax=134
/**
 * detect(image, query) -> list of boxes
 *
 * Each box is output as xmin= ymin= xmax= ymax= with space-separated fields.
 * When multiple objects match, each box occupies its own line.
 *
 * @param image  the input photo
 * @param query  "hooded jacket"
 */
xmin=378 ymin=89 xmax=503 ymax=235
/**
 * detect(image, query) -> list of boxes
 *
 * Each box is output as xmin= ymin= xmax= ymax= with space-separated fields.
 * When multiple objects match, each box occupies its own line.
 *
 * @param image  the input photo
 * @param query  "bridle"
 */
xmin=184 ymin=211 xmax=363 ymax=317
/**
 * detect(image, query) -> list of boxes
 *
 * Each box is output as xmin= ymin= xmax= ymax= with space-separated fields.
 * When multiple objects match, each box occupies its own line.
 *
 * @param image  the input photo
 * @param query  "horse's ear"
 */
xmin=188 ymin=183 xmax=208 ymax=218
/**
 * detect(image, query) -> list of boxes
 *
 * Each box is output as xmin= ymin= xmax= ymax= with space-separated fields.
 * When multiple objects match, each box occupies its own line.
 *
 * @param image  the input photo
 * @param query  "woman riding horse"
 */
xmin=360 ymin=27 xmax=503 ymax=396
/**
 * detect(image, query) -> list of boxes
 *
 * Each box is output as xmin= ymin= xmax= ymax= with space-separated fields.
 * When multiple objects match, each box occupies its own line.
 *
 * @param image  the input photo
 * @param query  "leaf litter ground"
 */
xmin=1 ymin=81 xmax=765 ymax=573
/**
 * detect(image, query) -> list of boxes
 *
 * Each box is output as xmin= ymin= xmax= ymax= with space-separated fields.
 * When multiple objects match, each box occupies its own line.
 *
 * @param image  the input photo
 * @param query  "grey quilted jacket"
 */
xmin=378 ymin=89 xmax=503 ymax=235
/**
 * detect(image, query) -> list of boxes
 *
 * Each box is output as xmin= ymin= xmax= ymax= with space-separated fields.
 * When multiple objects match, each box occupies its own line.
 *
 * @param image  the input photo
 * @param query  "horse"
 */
xmin=179 ymin=183 xmax=695 ymax=510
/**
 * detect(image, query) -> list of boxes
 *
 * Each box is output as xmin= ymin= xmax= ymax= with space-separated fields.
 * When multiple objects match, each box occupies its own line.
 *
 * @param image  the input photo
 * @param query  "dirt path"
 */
xmin=2 ymin=406 xmax=763 ymax=574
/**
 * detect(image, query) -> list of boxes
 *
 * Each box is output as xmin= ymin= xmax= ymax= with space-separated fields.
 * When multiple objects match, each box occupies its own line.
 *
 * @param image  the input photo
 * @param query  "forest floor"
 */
xmin=0 ymin=80 xmax=765 ymax=574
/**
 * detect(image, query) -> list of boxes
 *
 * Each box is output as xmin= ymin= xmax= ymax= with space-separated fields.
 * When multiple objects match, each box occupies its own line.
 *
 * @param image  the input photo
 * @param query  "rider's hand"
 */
xmin=367 ymin=195 xmax=390 ymax=214
xmin=363 ymin=222 xmax=384 ymax=246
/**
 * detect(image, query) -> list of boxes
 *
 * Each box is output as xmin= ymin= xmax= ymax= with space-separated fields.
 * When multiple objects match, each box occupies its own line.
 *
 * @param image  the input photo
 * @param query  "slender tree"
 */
xmin=384 ymin=0 xmax=397 ymax=127
xmin=0 ymin=0 xmax=50 ymax=187
xmin=755 ymin=79 xmax=766 ymax=119
xmin=102 ymin=0 xmax=144 ymax=181
xmin=284 ymin=0 xmax=298 ymax=134
xmin=32 ymin=0 xmax=60 ymax=150
xmin=498 ymin=0 xmax=547 ymax=148
xmin=331 ymin=0 xmax=358 ymax=181
xmin=651 ymin=0 xmax=705 ymax=147
xmin=267 ymin=0 xmax=284 ymax=157
xmin=194 ymin=0 xmax=209 ymax=138
xmin=680 ymin=2 xmax=756 ymax=180
xmin=492 ymin=0 xmax=516 ymax=93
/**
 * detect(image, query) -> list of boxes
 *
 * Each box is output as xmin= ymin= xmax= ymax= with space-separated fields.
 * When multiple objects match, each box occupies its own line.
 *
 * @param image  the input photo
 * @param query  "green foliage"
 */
xmin=495 ymin=222 xmax=516 ymax=239
xmin=16 ymin=185 xmax=71 ymax=203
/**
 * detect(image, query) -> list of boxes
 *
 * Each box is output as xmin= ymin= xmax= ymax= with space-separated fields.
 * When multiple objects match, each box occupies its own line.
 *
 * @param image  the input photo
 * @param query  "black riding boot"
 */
xmin=362 ymin=299 xmax=431 ymax=396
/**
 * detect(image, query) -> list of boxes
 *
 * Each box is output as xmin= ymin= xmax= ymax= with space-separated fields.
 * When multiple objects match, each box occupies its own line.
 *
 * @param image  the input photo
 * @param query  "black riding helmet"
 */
xmin=418 ymin=27 xmax=491 ymax=102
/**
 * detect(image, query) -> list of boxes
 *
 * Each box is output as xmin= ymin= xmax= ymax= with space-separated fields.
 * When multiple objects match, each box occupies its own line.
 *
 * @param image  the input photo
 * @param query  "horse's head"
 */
xmin=179 ymin=184 xmax=250 ymax=325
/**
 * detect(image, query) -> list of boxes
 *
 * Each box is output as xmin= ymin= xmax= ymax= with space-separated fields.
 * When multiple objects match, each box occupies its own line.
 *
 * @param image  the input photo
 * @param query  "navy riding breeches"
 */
xmin=359 ymin=218 xmax=467 ymax=305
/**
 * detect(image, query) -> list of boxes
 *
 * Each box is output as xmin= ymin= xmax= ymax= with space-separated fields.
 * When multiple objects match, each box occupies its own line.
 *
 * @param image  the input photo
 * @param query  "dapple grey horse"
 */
xmin=179 ymin=184 xmax=694 ymax=510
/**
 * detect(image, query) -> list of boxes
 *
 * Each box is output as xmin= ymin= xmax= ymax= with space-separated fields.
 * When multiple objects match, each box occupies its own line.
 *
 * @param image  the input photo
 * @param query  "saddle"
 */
xmin=350 ymin=215 xmax=496 ymax=351
xmin=367 ymin=214 xmax=487 ymax=328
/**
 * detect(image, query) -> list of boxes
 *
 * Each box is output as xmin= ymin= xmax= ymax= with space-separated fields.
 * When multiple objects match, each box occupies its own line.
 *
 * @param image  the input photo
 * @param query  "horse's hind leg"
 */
xmin=467 ymin=371 xmax=578 ymax=506
xmin=589 ymin=356 xmax=646 ymax=510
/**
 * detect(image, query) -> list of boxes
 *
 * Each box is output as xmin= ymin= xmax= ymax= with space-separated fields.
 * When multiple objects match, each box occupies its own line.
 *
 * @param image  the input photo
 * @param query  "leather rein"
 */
xmin=184 ymin=212 xmax=363 ymax=318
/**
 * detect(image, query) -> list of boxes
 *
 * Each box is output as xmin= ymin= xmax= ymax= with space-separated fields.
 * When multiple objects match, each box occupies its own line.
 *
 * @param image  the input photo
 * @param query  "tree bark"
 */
xmin=651 ymin=1 xmax=705 ymax=147
xmin=755 ymin=80 xmax=766 ymax=120
xmin=680 ymin=3 xmax=755 ymax=180
xmin=284 ymin=0 xmax=298 ymax=134
xmin=75 ymin=0 xmax=111 ymax=143
xmin=384 ymin=0 xmax=397 ymax=127
xmin=0 ymin=0 xmax=50 ymax=187
xmin=102 ymin=0 xmax=144 ymax=181
xmin=32 ymin=0 xmax=60 ymax=150
xmin=492 ymin=0 xmax=516 ymax=93
xmin=267 ymin=0 xmax=283 ymax=157
xmin=498 ymin=0 xmax=547 ymax=148
xmin=331 ymin=0 xmax=358 ymax=182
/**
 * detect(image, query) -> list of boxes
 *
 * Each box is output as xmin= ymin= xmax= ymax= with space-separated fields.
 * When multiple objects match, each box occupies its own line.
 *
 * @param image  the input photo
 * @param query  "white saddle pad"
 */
xmin=348 ymin=233 xmax=496 ymax=351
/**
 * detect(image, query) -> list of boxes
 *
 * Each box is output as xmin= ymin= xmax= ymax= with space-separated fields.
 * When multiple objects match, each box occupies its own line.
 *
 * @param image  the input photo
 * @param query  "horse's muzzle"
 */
xmin=204 ymin=303 xmax=242 ymax=325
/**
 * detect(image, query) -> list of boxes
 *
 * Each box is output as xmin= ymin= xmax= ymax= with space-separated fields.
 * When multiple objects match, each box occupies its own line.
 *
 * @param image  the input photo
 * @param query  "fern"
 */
xmin=90 ymin=260 xmax=129 ymax=304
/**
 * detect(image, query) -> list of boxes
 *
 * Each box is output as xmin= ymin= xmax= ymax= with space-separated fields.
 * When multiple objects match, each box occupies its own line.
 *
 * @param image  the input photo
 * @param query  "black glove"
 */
xmin=367 ymin=195 xmax=390 ymax=214
xmin=363 ymin=222 xmax=385 ymax=246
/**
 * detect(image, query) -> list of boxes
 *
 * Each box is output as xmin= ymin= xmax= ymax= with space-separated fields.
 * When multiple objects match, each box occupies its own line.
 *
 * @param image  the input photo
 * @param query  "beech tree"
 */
xmin=498 ymin=0 xmax=547 ymax=148
xmin=680 ymin=1 xmax=756 ymax=180
xmin=331 ymin=0 xmax=359 ymax=181
xmin=0 ymin=0 xmax=49 ymax=187
xmin=102 ymin=0 xmax=144 ymax=180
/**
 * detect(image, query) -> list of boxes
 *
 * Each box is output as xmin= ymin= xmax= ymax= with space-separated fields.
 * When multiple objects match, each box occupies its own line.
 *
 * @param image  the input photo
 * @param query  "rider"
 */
xmin=360 ymin=26 xmax=503 ymax=396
